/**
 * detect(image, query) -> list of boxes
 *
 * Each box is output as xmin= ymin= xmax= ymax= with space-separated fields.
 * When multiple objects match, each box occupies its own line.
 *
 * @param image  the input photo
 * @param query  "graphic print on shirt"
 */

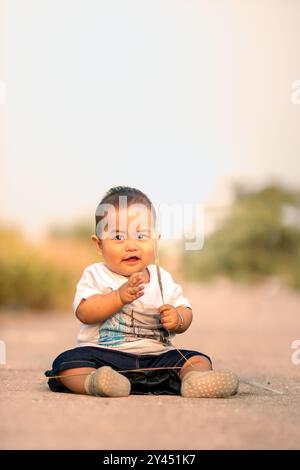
xmin=98 ymin=312 xmax=126 ymax=346
xmin=98 ymin=302 xmax=171 ymax=346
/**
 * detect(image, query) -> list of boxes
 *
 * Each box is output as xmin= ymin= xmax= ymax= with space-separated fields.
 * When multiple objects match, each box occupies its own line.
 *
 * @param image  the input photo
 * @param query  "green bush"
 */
xmin=49 ymin=219 xmax=94 ymax=241
xmin=182 ymin=184 xmax=300 ymax=290
xmin=0 ymin=228 xmax=73 ymax=311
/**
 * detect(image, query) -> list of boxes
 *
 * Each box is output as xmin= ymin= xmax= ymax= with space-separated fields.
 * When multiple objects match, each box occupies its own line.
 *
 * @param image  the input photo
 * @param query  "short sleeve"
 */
xmin=72 ymin=267 xmax=106 ymax=315
xmin=168 ymin=280 xmax=192 ymax=309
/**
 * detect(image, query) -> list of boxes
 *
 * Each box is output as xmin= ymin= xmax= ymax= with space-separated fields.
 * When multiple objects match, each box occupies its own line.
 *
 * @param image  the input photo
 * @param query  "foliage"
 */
xmin=0 ymin=227 xmax=92 ymax=311
xmin=182 ymin=184 xmax=300 ymax=289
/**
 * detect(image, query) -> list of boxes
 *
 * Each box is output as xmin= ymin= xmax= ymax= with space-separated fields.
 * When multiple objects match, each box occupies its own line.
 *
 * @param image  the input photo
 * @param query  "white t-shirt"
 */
xmin=72 ymin=262 xmax=192 ymax=355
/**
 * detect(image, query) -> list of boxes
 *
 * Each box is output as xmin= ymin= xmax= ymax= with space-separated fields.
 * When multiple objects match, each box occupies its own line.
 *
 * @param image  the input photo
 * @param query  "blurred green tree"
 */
xmin=0 ymin=227 xmax=73 ymax=311
xmin=182 ymin=184 xmax=300 ymax=289
xmin=49 ymin=219 xmax=94 ymax=241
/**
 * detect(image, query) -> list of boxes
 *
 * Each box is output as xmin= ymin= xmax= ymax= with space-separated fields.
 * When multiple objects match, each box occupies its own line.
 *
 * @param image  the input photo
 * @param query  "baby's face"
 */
xmin=93 ymin=205 xmax=158 ymax=277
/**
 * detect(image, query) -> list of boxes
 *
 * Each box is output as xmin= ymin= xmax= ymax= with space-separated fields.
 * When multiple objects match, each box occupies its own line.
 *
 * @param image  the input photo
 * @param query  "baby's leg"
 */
xmin=58 ymin=366 xmax=131 ymax=397
xmin=58 ymin=367 xmax=96 ymax=394
xmin=179 ymin=355 xmax=212 ymax=381
xmin=179 ymin=356 xmax=239 ymax=398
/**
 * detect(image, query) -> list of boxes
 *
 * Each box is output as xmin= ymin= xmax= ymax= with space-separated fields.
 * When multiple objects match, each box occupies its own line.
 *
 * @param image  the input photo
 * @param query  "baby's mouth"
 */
xmin=122 ymin=256 xmax=140 ymax=263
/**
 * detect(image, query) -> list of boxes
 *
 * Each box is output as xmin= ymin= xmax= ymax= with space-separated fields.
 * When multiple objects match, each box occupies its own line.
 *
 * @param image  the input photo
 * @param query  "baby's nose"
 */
xmin=125 ymin=239 xmax=139 ymax=250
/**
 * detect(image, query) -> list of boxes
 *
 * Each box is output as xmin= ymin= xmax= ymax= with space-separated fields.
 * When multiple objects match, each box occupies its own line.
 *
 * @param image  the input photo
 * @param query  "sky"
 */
xmin=1 ymin=0 xmax=300 ymax=240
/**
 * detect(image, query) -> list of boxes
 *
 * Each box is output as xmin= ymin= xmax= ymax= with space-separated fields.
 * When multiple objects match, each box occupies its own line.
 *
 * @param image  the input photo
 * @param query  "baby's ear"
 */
xmin=91 ymin=234 xmax=102 ymax=254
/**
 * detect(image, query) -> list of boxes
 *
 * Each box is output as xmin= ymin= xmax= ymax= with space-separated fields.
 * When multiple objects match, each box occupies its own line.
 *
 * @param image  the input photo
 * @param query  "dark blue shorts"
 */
xmin=45 ymin=346 xmax=212 ymax=396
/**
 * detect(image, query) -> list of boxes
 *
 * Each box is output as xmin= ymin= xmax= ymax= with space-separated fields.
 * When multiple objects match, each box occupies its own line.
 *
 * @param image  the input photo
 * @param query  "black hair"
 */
xmin=95 ymin=186 xmax=156 ymax=237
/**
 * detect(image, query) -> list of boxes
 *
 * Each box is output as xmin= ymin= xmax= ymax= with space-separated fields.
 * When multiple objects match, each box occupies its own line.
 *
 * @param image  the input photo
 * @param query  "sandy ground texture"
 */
xmin=0 ymin=279 xmax=300 ymax=450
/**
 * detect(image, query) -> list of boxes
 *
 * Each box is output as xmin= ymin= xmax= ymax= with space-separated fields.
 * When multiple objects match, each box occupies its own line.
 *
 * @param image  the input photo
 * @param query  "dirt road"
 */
xmin=1 ymin=280 xmax=299 ymax=449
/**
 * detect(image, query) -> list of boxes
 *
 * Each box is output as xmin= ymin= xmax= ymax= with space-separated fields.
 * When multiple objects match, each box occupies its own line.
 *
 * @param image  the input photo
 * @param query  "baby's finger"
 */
xmin=158 ymin=304 xmax=172 ymax=313
xmin=129 ymin=285 xmax=144 ymax=295
xmin=129 ymin=272 xmax=144 ymax=286
xmin=159 ymin=310 xmax=172 ymax=320
xmin=162 ymin=318 xmax=176 ymax=328
xmin=136 ymin=290 xmax=144 ymax=298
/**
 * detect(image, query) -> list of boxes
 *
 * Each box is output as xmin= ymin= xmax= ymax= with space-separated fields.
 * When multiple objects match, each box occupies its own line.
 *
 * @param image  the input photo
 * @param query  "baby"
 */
xmin=45 ymin=186 xmax=239 ymax=398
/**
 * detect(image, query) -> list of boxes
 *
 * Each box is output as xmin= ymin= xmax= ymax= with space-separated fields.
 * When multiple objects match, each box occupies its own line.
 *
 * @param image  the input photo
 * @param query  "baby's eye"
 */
xmin=112 ymin=234 xmax=126 ymax=241
xmin=137 ymin=233 xmax=149 ymax=240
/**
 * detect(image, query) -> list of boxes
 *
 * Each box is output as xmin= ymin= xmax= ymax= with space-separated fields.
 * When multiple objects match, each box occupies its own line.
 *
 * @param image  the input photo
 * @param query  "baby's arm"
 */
xmin=76 ymin=272 xmax=144 ymax=324
xmin=158 ymin=304 xmax=193 ymax=334
xmin=175 ymin=305 xmax=193 ymax=333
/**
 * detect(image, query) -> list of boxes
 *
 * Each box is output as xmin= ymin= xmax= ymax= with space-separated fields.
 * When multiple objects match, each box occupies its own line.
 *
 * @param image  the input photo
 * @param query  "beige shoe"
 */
xmin=84 ymin=366 xmax=131 ymax=397
xmin=181 ymin=369 xmax=239 ymax=398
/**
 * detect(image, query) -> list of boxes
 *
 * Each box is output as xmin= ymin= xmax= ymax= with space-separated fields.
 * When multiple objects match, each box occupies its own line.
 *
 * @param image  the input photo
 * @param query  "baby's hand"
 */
xmin=118 ymin=272 xmax=145 ymax=305
xmin=158 ymin=304 xmax=179 ymax=331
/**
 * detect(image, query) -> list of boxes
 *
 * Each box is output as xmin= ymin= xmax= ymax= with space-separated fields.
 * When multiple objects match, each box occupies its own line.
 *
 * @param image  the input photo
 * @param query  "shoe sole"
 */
xmin=181 ymin=369 xmax=239 ymax=398
xmin=90 ymin=366 xmax=131 ymax=397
